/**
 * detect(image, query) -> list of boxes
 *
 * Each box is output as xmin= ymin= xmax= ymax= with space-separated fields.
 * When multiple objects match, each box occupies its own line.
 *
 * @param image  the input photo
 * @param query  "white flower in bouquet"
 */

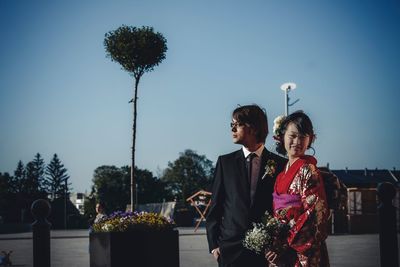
xmin=243 ymin=212 xmax=290 ymax=255
xmin=243 ymin=223 xmax=271 ymax=254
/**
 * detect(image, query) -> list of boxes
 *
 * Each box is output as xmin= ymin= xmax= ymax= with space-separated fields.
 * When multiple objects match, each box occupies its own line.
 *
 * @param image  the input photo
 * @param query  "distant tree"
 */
xmin=161 ymin=149 xmax=214 ymax=202
xmin=45 ymin=154 xmax=71 ymax=199
xmin=131 ymin=166 xmax=173 ymax=204
xmin=104 ymin=25 xmax=167 ymax=210
xmin=91 ymin=165 xmax=171 ymax=212
xmin=83 ymin=190 xmax=97 ymax=224
xmin=0 ymin=172 xmax=12 ymax=197
xmin=0 ymin=171 xmax=28 ymax=223
xmin=47 ymin=196 xmax=86 ymax=229
xmin=25 ymin=153 xmax=46 ymax=195
xmin=12 ymin=160 xmax=26 ymax=193
xmin=0 ymin=172 xmax=12 ymax=221
xmin=92 ymin=165 xmax=129 ymax=212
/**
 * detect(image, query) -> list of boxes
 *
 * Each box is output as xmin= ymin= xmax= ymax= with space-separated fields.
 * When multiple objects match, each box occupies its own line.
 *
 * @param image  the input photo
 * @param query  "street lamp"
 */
xmin=280 ymin=82 xmax=299 ymax=116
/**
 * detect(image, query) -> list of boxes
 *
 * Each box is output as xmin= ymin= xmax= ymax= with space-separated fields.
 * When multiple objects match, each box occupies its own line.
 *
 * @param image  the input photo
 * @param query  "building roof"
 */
xmin=391 ymin=170 xmax=400 ymax=188
xmin=391 ymin=170 xmax=400 ymax=180
xmin=331 ymin=169 xmax=398 ymax=188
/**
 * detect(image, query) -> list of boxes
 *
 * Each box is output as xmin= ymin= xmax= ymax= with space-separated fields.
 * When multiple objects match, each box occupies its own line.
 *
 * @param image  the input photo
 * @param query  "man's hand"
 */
xmin=265 ymin=250 xmax=278 ymax=266
xmin=212 ymin=247 xmax=220 ymax=260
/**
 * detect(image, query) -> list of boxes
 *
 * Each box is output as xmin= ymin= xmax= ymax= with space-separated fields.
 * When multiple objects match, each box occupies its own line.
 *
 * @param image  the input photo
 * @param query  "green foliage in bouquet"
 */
xmin=243 ymin=212 xmax=290 ymax=255
xmin=92 ymin=211 xmax=175 ymax=232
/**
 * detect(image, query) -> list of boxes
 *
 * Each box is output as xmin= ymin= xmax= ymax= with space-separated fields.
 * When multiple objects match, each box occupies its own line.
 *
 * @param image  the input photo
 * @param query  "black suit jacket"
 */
xmin=206 ymin=148 xmax=286 ymax=265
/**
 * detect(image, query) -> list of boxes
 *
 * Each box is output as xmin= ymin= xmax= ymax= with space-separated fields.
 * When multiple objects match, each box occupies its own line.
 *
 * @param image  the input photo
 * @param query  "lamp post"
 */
xmin=280 ymin=82 xmax=299 ymax=116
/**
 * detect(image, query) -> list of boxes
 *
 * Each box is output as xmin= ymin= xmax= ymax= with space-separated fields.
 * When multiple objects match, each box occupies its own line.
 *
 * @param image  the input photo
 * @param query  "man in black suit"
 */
xmin=206 ymin=104 xmax=287 ymax=267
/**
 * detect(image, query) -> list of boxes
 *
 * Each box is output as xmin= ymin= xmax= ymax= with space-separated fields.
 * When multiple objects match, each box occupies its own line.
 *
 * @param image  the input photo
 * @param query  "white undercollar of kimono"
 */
xmin=285 ymin=157 xmax=301 ymax=173
xmin=242 ymin=144 xmax=264 ymax=158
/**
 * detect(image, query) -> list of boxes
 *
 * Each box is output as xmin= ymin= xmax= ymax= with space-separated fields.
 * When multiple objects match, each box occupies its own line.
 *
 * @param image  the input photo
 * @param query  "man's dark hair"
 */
xmin=232 ymin=104 xmax=268 ymax=143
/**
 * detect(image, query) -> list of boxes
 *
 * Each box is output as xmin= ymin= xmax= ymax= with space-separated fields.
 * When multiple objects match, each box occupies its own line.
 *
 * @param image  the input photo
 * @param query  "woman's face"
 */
xmin=284 ymin=122 xmax=311 ymax=159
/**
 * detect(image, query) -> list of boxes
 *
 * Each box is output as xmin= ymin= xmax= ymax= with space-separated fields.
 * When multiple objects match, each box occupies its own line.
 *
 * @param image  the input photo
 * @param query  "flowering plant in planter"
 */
xmin=90 ymin=211 xmax=179 ymax=267
xmin=91 ymin=211 xmax=175 ymax=232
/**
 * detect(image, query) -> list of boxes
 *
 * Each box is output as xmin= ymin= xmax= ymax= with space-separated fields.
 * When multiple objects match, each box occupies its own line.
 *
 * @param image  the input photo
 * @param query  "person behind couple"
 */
xmin=94 ymin=201 xmax=107 ymax=224
xmin=89 ymin=201 xmax=108 ymax=253
xmin=266 ymin=111 xmax=330 ymax=267
xmin=206 ymin=104 xmax=287 ymax=267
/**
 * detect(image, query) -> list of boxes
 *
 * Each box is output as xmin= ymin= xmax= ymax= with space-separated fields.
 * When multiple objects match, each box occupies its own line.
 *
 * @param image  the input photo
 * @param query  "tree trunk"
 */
xmin=131 ymin=77 xmax=140 ymax=211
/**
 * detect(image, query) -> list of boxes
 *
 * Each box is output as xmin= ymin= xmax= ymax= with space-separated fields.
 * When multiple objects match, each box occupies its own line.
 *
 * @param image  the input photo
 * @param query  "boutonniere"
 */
xmin=261 ymin=159 xmax=277 ymax=180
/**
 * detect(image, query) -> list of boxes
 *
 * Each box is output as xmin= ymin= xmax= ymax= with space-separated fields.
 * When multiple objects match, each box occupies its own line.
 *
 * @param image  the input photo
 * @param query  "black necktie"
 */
xmin=246 ymin=153 xmax=255 ymax=183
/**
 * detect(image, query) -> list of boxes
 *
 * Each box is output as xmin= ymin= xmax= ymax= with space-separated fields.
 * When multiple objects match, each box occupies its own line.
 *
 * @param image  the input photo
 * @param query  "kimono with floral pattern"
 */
xmin=273 ymin=155 xmax=330 ymax=267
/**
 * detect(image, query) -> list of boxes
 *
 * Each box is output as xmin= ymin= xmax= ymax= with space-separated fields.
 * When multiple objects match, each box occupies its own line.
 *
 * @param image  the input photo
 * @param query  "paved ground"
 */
xmin=0 ymin=228 xmax=398 ymax=267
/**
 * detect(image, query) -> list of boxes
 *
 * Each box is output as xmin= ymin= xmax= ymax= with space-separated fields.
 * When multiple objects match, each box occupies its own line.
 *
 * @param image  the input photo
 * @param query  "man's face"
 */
xmin=231 ymin=119 xmax=253 ymax=145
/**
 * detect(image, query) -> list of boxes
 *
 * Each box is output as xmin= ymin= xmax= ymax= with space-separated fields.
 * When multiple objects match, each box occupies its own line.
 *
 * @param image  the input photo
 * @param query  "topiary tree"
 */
xmin=104 ymin=25 xmax=167 ymax=210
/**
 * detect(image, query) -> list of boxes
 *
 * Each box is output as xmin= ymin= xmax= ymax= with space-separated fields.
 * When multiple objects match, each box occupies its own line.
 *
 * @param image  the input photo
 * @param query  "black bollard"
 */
xmin=31 ymin=199 xmax=51 ymax=267
xmin=377 ymin=182 xmax=399 ymax=267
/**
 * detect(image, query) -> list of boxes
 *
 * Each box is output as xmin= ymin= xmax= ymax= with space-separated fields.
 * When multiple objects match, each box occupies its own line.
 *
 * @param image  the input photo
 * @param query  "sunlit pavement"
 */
xmin=1 ymin=228 xmax=398 ymax=267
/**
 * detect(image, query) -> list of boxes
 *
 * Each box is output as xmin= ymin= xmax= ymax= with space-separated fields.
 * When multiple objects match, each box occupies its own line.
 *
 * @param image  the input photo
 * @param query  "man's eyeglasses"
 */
xmin=230 ymin=122 xmax=245 ymax=128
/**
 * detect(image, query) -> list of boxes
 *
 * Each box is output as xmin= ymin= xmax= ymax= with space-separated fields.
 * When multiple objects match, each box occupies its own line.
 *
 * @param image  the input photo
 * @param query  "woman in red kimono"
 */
xmin=266 ymin=111 xmax=330 ymax=267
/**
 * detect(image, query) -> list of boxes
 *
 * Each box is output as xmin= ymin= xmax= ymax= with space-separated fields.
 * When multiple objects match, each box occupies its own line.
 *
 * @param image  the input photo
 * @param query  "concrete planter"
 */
xmin=90 ymin=229 xmax=179 ymax=267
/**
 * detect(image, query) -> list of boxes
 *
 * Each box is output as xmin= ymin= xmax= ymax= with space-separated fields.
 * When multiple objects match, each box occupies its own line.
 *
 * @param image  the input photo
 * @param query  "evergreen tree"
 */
xmin=0 ymin=172 xmax=12 ymax=196
xmin=12 ymin=160 xmax=25 ymax=193
xmin=0 ymin=172 xmax=12 ymax=221
xmin=25 ymin=153 xmax=46 ymax=194
xmin=45 ymin=154 xmax=71 ymax=199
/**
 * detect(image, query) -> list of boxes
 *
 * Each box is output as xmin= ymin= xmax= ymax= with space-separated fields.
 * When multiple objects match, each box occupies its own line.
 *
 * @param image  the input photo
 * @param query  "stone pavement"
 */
xmin=0 ymin=228 xmax=398 ymax=267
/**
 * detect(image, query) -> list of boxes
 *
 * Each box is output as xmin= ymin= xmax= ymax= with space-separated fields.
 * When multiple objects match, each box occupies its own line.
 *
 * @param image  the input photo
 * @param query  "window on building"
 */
xmin=348 ymin=191 xmax=362 ymax=215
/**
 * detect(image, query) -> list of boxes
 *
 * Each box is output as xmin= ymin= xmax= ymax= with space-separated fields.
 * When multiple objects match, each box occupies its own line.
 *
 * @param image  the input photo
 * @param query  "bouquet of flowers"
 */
xmin=243 ymin=212 xmax=290 ymax=255
xmin=91 ymin=211 xmax=175 ymax=232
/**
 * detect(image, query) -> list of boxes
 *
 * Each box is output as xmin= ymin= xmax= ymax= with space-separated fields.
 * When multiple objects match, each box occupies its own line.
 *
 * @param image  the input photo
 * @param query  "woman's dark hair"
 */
xmin=232 ymin=104 xmax=268 ymax=143
xmin=275 ymin=110 xmax=315 ymax=155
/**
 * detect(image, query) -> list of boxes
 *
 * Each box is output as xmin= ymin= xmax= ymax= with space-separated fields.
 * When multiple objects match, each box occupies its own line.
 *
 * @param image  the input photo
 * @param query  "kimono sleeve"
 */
xmin=287 ymin=164 xmax=329 ymax=254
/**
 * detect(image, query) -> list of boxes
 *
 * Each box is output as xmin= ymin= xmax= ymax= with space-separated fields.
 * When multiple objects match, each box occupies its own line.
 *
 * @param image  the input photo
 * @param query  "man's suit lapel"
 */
xmin=234 ymin=150 xmax=250 ymax=203
xmin=258 ymin=148 xmax=269 ymax=182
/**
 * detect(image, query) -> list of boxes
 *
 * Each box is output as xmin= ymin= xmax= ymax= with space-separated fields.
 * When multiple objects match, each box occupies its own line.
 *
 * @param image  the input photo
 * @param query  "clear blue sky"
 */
xmin=1 ymin=0 xmax=399 ymax=193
